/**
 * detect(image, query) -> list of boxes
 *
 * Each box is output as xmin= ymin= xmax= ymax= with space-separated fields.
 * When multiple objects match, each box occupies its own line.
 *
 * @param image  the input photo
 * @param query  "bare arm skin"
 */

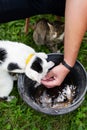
xmin=64 ymin=0 xmax=87 ymax=66
xmin=41 ymin=0 xmax=87 ymax=88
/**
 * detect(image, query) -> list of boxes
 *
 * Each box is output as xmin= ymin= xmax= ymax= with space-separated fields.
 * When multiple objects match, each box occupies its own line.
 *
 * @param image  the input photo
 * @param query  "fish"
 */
xmin=34 ymin=84 xmax=77 ymax=109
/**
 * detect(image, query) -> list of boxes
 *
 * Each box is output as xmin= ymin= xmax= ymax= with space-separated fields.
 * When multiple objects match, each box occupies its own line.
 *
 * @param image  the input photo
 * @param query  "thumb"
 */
xmin=43 ymin=70 xmax=54 ymax=80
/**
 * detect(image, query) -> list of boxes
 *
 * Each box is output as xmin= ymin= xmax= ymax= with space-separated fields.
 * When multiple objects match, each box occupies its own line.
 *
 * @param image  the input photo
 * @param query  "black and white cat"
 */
xmin=33 ymin=18 xmax=64 ymax=52
xmin=0 ymin=40 xmax=54 ymax=101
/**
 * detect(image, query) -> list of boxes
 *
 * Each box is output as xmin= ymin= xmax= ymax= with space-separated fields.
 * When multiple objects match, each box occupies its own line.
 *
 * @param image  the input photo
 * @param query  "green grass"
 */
xmin=0 ymin=15 xmax=87 ymax=130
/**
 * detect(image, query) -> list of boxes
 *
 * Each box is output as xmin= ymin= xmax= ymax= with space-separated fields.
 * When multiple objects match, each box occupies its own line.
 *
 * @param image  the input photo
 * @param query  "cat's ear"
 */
xmin=47 ymin=23 xmax=54 ymax=31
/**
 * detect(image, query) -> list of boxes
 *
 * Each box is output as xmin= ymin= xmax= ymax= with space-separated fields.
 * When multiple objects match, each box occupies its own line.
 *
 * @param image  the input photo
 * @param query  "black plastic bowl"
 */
xmin=17 ymin=53 xmax=87 ymax=115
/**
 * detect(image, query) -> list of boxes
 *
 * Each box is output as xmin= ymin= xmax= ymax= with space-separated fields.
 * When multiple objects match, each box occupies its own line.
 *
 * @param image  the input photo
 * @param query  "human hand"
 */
xmin=41 ymin=63 xmax=70 ymax=88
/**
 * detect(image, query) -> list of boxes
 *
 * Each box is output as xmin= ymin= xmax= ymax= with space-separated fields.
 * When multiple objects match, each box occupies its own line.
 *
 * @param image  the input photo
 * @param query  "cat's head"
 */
xmin=25 ymin=52 xmax=54 ymax=83
xmin=33 ymin=19 xmax=64 ymax=45
xmin=46 ymin=21 xmax=64 ymax=43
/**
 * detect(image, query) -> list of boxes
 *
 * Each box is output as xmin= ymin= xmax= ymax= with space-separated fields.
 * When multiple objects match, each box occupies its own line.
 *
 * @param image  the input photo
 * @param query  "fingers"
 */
xmin=41 ymin=67 xmax=60 ymax=88
xmin=41 ymin=79 xmax=59 ymax=88
xmin=41 ymin=70 xmax=57 ymax=88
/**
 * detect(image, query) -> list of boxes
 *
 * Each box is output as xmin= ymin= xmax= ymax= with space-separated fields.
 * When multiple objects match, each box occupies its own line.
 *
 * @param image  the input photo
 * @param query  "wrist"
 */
xmin=60 ymin=63 xmax=70 ymax=75
xmin=62 ymin=60 xmax=73 ymax=71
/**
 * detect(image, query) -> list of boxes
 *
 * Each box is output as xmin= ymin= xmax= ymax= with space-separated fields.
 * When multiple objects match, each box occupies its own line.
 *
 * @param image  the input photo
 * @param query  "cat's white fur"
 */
xmin=0 ymin=40 xmax=54 ymax=101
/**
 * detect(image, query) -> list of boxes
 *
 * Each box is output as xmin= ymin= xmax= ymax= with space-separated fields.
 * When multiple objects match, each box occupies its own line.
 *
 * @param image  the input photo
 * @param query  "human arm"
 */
xmin=41 ymin=0 xmax=87 ymax=88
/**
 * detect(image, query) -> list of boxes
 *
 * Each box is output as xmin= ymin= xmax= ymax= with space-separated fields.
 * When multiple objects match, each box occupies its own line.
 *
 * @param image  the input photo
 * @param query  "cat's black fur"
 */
xmin=0 ymin=48 xmax=7 ymax=64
